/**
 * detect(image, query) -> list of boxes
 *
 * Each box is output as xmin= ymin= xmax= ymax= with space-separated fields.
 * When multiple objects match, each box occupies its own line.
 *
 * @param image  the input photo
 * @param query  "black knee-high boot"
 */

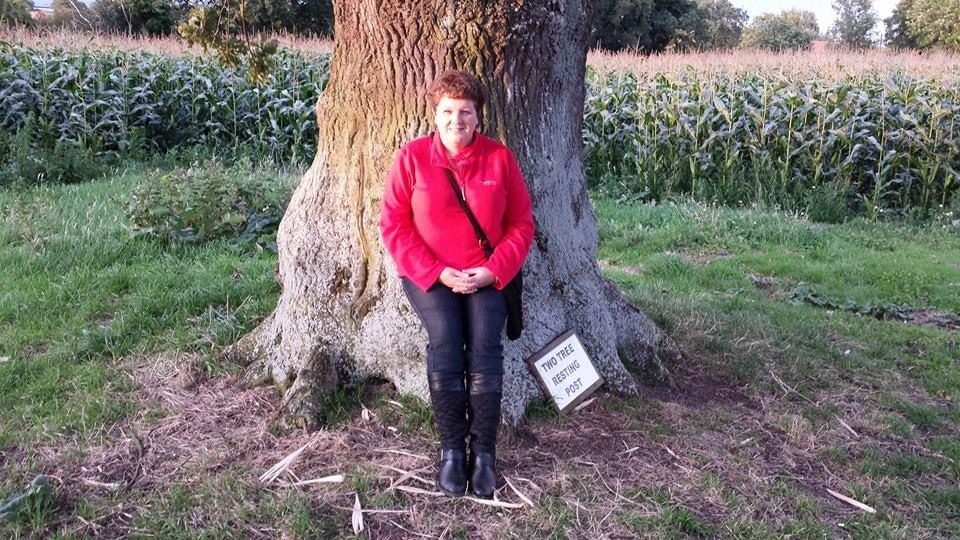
xmin=467 ymin=373 xmax=502 ymax=498
xmin=428 ymin=373 xmax=468 ymax=496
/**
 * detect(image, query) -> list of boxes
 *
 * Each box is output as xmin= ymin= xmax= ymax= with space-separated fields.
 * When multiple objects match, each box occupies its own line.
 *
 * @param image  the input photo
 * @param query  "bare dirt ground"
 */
xmin=17 ymin=348 xmax=951 ymax=538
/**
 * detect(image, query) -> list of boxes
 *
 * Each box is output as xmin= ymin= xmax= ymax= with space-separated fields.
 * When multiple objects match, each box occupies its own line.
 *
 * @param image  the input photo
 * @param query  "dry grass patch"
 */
xmin=666 ymin=249 xmax=733 ymax=267
xmin=587 ymin=47 xmax=960 ymax=81
xmin=4 ymin=345 xmax=955 ymax=537
xmin=0 ymin=28 xmax=332 ymax=56
xmin=598 ymin=259 xmax=644 ymax=275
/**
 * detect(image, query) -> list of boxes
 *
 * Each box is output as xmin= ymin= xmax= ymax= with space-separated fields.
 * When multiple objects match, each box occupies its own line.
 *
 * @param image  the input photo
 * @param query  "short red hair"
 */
xmin=426 ymin=70 xmax=486 ymax=111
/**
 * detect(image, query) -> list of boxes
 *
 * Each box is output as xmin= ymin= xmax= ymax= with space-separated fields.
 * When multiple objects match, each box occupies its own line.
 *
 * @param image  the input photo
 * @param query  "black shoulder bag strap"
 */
xmin=441 ymin=167 xmax=524 ymax=340
xmin=442 ymin=169 xmax=494 ymax=258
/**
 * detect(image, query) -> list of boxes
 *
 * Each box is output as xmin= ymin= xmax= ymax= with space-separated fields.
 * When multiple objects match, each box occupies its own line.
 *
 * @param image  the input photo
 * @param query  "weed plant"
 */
xmin=0 ymin=116 xmax=105 ymax=186
xmin=123 ymin=158 xmax=293 ymax=247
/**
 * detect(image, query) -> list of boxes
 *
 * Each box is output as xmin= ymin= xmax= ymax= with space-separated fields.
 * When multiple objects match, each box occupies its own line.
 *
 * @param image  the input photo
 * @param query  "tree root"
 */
xmin=602 ymin=277 xmax=680 ymax=389
xmin=220 ymin=312 xmax=343 ymax=432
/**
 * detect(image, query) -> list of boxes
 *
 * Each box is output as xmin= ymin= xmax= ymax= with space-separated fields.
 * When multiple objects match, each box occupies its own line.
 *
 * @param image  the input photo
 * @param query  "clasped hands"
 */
xmin=439 ymin=266 xmax=495 ymax=294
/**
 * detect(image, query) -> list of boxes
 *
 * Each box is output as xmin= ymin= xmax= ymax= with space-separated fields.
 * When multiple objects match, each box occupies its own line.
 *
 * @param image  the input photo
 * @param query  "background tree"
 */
xmin=185 ymin=0 xmax=678 ymax=429
xmin=693 ymin=0 xmax=748 ymax=49
xmin=830 ymin=0 xmax=877 ymax=49
xmin=243 ymin=0 xmax=295 ymax=34
xmin=238 ymin=0 xmax=332 ymax=36
xmin=906 ymin=0 xmax=960 ymax=51
xmin=884 ymin=0 xmax=917 ymax=49
xmin=92 ymin=0 xmax=131 ymax=34
xmin=781 ymin=9 xmax=820 ymax=41
xmin=591 ymin=0 xmax=701 ymax=52
xmin=289 ymin=0 xmax=332 ymax=36
xmin=179 ymin=0 xmax=279 ymax=82
xmin=49 ymin=0 xmax=97 ymax=30
xmin=740 ymin=11 xmax=815 ymax=51
xmin=92 ymin=0 xmax=179 ymax=36
xmin=0 ymin=0 xmax=34 ymax=27
xmin=671 ymin=3 xmax=711 ymax=51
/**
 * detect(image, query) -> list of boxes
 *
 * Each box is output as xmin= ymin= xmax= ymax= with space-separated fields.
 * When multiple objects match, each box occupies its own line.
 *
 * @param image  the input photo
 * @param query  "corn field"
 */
xmin=0 ymin=45 xmax=329 ymax=164
xmin=583 ymin=69 xmax=960 ymax=219
xmin=2 ymin=44 xmax=959 ymax=219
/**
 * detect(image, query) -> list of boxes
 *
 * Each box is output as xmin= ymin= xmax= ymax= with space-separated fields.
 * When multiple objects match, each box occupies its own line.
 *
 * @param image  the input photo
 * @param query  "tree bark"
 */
xmin=224 ymin=0 xmax=679 ymax=430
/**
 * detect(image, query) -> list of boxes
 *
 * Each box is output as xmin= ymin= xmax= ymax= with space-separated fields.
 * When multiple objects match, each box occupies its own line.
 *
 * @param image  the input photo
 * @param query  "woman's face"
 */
xmin=434 ymin=96 xmax=478 ymax=151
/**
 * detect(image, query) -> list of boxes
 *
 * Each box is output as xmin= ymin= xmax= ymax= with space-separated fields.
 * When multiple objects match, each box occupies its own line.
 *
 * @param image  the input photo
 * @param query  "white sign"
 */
xmin=527 ymin=330 xmax=604 ymax=412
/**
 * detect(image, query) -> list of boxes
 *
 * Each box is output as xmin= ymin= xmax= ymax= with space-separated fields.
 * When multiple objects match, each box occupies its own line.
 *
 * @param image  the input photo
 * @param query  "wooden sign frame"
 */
xmin=525 ymin=329 xmax=605 ymax=413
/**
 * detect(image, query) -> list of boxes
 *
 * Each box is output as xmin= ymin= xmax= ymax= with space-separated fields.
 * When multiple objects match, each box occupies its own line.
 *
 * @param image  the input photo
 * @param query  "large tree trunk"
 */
xmin=224 ymin=0 xmax=679 ymax=430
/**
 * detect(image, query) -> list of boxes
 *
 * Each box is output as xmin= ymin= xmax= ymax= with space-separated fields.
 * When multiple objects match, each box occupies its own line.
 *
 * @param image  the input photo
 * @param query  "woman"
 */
xmin=379 ymin=70 xmax=535 ymax=498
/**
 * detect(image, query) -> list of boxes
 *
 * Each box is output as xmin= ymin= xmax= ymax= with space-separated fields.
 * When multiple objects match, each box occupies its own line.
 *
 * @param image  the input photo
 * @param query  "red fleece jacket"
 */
xmin=379 ymin=132 xmax=535 ymax=292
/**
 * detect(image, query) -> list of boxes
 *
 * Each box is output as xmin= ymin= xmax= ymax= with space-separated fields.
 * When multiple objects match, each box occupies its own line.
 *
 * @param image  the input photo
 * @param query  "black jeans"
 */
xmin=401 ymin=278 xmax=507 ymax=384
xmin=402 ymin=278 xmax=506 ymax=453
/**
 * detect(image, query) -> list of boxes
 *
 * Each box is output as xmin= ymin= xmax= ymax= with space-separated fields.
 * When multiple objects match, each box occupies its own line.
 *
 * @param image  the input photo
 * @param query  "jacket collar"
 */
xmin=429 ymin=130 xmax=489 ymax=169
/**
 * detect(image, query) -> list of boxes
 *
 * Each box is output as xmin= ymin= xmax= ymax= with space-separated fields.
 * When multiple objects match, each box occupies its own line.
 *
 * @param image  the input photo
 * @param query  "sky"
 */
xmin=732 ymin=0 xmax=899 ymax=37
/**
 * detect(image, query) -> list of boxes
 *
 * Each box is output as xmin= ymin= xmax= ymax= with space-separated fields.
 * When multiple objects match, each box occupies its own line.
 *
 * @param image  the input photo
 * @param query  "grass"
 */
xmin=372 ymin=392 xmax=435 ymax=436
xmin=619 ymin=494 xmax=715 ymax=538
xmin=596 ymin=198 xmax=960 ymax=399
xmin=0 ymin=165 xmax=291 ymax=450
xmin=594 ymin=196 xmax=959 ymax=536
xmin=1 ymin=169 xmax=959 ymax=536
xmin=129 ymin=467 xmax=343 ymax=538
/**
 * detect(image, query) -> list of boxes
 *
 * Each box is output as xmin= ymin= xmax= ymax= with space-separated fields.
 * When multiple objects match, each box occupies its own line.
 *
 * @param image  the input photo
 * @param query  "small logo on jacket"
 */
xmin=480 ymin=179 xmax=497 ymax=187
